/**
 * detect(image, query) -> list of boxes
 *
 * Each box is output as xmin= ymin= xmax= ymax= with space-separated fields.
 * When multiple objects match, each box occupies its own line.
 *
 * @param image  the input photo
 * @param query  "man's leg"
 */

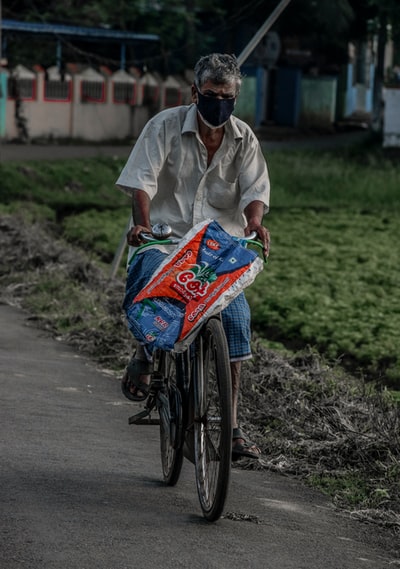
xmin=230 ymin=360 xmax=261 ymax=457
xmin=221 ymin=294 xmax=261 ymax=458
xmin=230 ymin=360 xmax=241 ymax=430
xmin=124 ymin=343 xmax=152 ymax=399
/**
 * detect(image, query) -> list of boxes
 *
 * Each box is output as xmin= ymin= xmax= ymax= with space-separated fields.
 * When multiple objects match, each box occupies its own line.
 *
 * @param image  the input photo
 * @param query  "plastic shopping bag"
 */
xmin=126 ymin=219 xmax=263 ymax=352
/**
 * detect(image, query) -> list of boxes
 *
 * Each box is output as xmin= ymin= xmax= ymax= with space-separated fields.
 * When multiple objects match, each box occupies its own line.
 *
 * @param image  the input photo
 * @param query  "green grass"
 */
xmin=307 ymin=473 xmax=372 ymax=508
xmin=268 ymin=149 xmax=400 ymax=211
xmin=22 ymin=272 xmax=105 ymax=332
xmin=62 ymin=208 xmax=130 ymax=261
xmin=246 ymin=208 xmax=400 ymax=385
xmin=0 ymin=157 xmax=130 ymax=211
xmin=1 ymin=138 xmax=399 ymax=387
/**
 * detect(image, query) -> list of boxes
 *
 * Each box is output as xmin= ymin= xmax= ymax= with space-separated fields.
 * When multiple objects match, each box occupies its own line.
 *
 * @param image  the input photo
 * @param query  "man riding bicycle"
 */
xmin=116 ymin=53 xmax=270 ymax=460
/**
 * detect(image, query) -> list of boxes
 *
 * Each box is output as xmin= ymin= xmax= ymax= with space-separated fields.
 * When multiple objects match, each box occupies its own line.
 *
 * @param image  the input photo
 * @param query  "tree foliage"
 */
xmin=2 ymin=0 xmax=399 ymax=71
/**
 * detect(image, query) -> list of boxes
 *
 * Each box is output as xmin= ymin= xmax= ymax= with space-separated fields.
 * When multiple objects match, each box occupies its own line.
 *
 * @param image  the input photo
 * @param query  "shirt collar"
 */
xmin=182 ymin=104 xmax=243 ymax=141
xmin=181 ymin=104 xmax=199 ymax=134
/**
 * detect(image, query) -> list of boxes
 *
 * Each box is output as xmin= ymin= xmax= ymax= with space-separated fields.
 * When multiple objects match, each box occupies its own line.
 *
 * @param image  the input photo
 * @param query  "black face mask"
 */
xmin=196 ymin=89 xmax=235 ymax=128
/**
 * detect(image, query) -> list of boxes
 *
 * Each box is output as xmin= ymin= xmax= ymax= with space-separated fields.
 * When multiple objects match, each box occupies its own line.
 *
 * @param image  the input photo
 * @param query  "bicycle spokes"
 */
xmin=193 ymin=318 xmax=232 ymax=521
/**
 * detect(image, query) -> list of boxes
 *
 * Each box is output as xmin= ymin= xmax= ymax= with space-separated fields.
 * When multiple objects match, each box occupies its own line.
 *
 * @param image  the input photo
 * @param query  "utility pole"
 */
xmin=237 ymin=0 xmax=293 ymax=66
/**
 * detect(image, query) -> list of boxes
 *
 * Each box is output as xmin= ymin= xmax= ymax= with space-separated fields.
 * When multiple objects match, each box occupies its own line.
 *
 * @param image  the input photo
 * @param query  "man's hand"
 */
xmin=126 ymin=224 xmax=152 ymax=247
xmin=245 ymin=223 xmax=270 ymax=259
xmin=244 ymin=201 xmax=270 ymax=260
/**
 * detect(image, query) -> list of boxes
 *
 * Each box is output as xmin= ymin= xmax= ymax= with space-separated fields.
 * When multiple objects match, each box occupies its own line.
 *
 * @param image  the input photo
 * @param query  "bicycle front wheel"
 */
xmin=157 ymin=351 xmax=184 ymax=486
xmin=193 ymin=317 xmax=232 ymax=522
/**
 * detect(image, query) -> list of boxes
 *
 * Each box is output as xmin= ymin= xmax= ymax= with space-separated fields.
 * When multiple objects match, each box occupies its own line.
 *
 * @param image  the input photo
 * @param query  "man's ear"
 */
xmin=191 ymin=84 xmax=198 ymax=103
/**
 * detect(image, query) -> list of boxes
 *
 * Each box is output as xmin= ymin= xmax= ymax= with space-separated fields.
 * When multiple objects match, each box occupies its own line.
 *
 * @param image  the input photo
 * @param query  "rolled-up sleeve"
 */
xmin=116 ymin=121 xmax=165 ymax=200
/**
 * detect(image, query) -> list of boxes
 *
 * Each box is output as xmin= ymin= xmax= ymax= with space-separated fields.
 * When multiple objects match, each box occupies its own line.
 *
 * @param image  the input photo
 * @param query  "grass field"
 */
xmin=1 ymin=137 xmax=399 ymax=387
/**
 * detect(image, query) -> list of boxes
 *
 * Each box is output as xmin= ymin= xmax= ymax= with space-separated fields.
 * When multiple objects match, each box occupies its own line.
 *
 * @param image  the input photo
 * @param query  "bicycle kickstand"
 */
xmin=128 ymin=377 xmax=163 ymax=425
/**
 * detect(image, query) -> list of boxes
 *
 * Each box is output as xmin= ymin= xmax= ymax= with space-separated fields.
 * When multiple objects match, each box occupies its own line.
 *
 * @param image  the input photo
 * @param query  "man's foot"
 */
xmin=121 ymin=358 xmax=152 ymax=402
xmin=232 ymin=427 xmax=261 ymax=460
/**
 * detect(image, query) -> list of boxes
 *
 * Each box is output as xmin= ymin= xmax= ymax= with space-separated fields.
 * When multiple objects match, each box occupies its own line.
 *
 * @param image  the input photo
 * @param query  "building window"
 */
xmin=113 ymin=82 xmax=136 ymax=104
xmin=81 ymin=80 xmax=105 ymax=102
xmin=44 ymin=80 xmax=72 ymax=102
xmin=7 ymin=77 xmax=36 ymax=100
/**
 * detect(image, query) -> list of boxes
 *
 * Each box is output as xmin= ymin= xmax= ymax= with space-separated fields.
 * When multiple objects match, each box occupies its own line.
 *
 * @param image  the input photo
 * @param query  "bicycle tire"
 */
xmin=156 ymin=350 xmax=185 ymax=486
xmin=193 ymin=317 xmax=232 ymax=521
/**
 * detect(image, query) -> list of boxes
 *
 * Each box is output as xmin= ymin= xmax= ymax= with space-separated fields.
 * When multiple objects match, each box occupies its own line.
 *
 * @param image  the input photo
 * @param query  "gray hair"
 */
xmin=194 ymin=53 xmax=242 ymax=95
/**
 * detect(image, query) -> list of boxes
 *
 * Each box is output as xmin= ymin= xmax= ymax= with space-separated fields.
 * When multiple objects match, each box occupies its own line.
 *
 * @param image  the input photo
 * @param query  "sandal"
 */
xmin=121 ymin=357 xmax=153 ymax=402
xmin=232 ymin=427 xmax=261 ymax=460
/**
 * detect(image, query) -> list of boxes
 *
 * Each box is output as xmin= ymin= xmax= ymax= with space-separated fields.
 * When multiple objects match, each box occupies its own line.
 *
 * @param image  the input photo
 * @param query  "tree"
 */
xmin=3 ymin=0 xmax=399 ymax=78
xmin=3 ymin=0 xmax=145 ymax=68
xmin=3 ymin=0 xmax=222 ymax=72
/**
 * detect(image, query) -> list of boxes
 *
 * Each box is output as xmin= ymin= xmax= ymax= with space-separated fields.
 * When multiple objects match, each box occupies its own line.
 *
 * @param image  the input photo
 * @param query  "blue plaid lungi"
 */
xmin=123 ymin=249 xmax=252 ymax=362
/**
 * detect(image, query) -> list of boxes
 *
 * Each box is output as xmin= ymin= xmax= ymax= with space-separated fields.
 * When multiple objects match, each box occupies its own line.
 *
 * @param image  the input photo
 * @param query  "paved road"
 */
xmin=0 ymin=143 xmax=134 ymax=162
xmin=0 ymin=303 xmax=397 ymax=569
xmin=0 ymin=130 xmax=370 ymax=162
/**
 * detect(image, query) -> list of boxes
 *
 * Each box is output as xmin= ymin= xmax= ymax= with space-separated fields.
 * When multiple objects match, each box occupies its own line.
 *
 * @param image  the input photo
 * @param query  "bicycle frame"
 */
xmin=128 ymin=314 xmax=220 ymax=463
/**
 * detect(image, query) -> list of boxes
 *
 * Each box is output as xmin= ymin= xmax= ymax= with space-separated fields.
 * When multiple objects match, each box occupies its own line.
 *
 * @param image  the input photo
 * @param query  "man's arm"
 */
xmin=244 ymin=200 xmax=270 ymax=258
xmin=126 ymin=189 xmax=152 ymax=246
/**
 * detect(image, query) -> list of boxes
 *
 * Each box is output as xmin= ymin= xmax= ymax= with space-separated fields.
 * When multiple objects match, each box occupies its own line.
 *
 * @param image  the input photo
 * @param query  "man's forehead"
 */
xmin=201 ymin=80 xmax=236 ymax=95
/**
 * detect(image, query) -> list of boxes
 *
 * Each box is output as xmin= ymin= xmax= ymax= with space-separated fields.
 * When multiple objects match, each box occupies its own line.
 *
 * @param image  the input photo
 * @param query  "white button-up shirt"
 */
xmin=116 ymin=104 xmax=270 ymax=254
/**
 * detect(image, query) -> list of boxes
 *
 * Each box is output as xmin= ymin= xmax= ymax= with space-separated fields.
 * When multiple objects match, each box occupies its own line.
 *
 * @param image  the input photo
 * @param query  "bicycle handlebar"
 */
xmin=139 ymin=229 xmax=258 ymax=245
xmin=139 ymin=232 xmax=180 ymax=244
xmin=128 ymin=227 xmax=267 ymax=265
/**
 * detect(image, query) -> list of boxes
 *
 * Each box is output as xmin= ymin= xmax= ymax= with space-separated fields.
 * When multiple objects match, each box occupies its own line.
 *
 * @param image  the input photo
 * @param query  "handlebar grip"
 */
xmin=246 ymin=231 xmax=257 ymax=240
xmin=138 ymin=231 xmax=154 ymax=242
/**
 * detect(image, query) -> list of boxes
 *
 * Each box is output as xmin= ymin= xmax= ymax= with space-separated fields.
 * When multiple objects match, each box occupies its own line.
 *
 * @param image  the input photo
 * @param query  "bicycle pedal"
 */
xmin=128 ymin=409 xmax=159 ymax=425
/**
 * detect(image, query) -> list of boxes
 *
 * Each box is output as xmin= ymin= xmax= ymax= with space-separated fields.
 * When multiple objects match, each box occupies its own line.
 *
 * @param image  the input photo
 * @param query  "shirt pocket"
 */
xmin=206 ymin=174 xmax=239 ymax=209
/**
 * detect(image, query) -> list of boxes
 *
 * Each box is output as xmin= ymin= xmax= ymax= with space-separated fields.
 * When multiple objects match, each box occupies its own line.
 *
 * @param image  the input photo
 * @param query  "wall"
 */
xmin=234 ymin=73 xmax=257 ymax=126
xmin=299 ymin=76 xmax=337 ymax=128
xmin=383 ymin=87 xmax=400 ymax=147
xmin=0 ymin=73 xmax=7 ymax=137
xmin=2 ymin=66 xmax=185 ymax=142
xmin=343 ymin=62 xmax=374 ymax=117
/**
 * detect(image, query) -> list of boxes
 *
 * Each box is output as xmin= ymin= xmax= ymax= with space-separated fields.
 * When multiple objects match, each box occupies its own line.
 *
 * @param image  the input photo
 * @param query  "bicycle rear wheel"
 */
xmin=193 ymin=317 xmax=232 ymax=521
xmin=156 ymin=351 xmax=184 ymax=486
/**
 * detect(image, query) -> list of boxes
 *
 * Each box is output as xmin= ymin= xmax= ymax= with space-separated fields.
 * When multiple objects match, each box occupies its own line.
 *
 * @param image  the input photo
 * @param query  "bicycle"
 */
xmin=126 ymin=223 xmax=265 ymax=522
